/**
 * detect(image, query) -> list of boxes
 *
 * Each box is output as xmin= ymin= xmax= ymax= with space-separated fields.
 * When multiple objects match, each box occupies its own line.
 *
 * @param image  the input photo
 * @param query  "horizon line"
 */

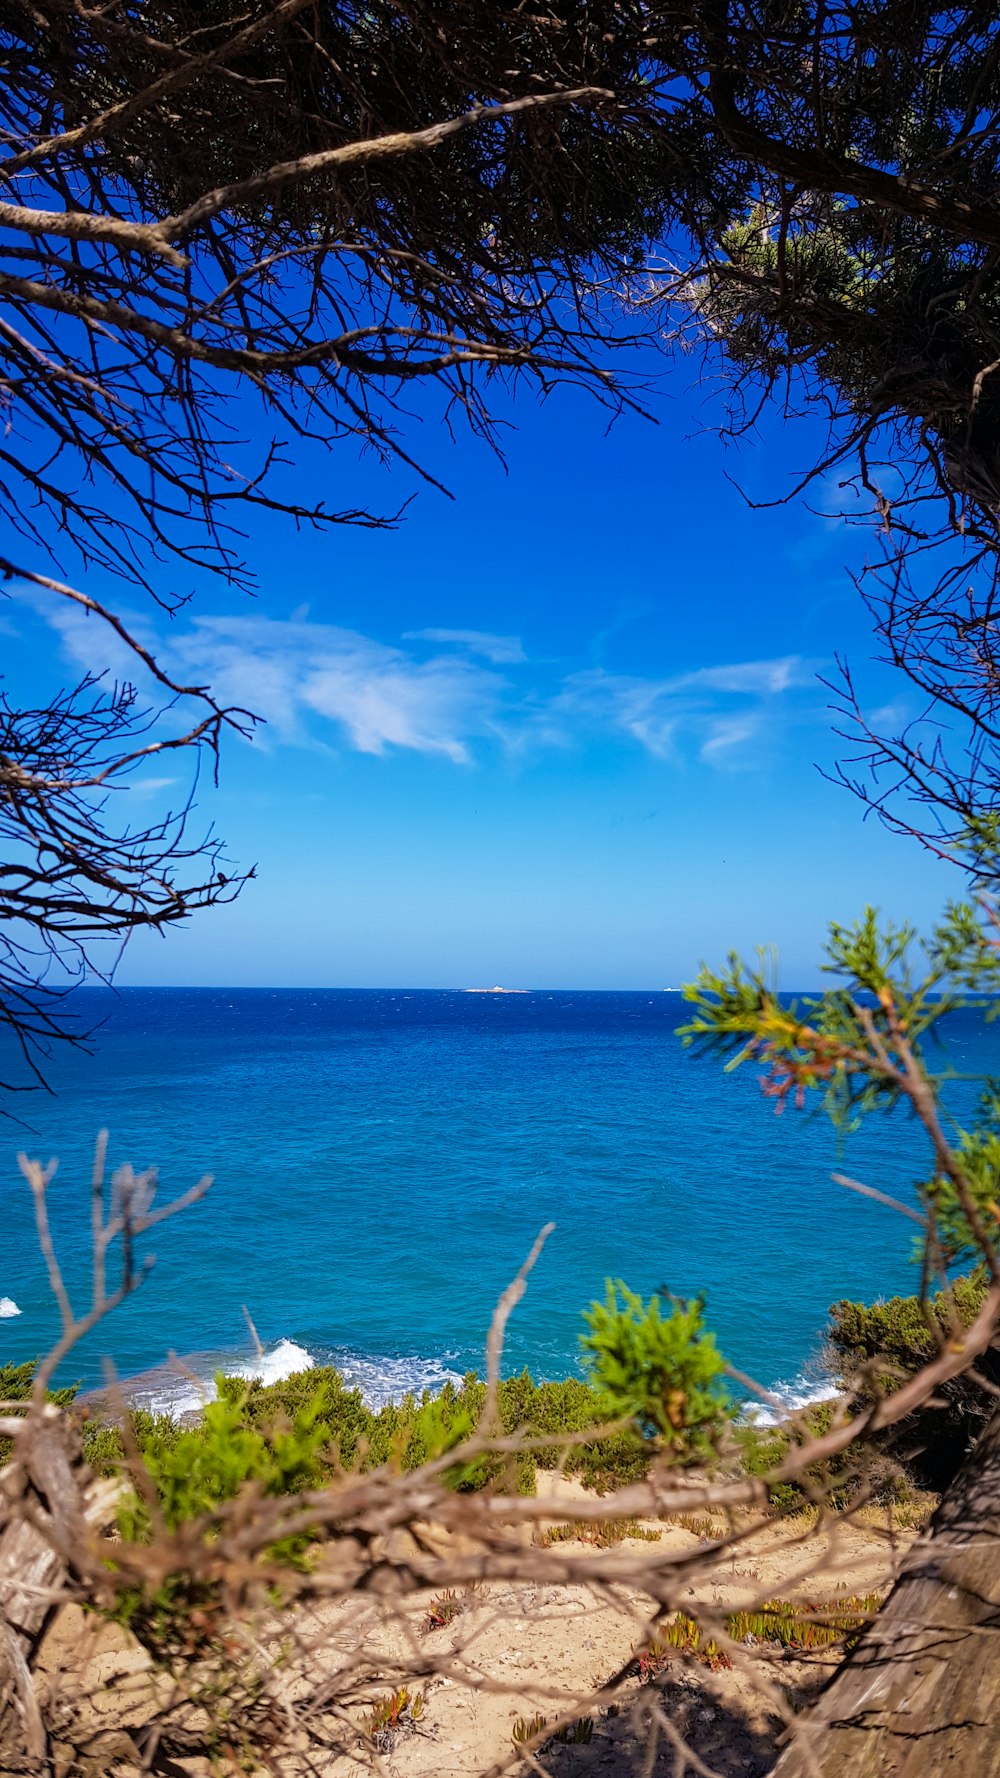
xmin=75 ymin=981 xmax=836 ymax=994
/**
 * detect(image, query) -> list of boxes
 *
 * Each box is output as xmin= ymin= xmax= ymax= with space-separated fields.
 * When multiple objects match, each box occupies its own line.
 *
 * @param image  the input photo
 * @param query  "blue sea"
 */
xmin=0 ymin=988 xmax=993 ymax=1413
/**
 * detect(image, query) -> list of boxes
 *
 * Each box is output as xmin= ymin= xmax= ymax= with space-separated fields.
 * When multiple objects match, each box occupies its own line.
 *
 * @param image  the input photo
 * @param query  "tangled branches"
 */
xmin=633 ymin=5 xmax=1000 ymax=869
xmin=0 ymin=593 xmax=255 ymax=1092
xmin=11 ymin=4 xmax=1000 ymax=1063
xmin=0 ymin=1 xmax=661 ymax=596
xmin=0 ymin=1 xmax=664 ymax=1078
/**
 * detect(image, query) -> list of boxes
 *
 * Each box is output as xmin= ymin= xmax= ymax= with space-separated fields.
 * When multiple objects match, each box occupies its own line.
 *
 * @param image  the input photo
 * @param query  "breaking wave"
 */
xmin=230 ymin=1337 xmax=315 ymax=1389
xmin=120 ymin=1338 xmax=461 ymax=1420
xmin=739 ymin=1372 xmax=838 ymax=1428
xmin=325 ymin=1349 xmax=463 ymax=1410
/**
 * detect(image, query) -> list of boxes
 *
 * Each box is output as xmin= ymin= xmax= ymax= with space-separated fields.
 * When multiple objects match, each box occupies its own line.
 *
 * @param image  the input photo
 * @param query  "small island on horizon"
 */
xmin=463 ymin=984 xmax=530 ymax=994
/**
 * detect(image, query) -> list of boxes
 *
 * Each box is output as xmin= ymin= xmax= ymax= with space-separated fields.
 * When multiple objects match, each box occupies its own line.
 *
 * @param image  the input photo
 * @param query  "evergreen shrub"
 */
xmin=826 ymin=1271 xmax=997 ymax=1491
xmin=71 ymin=1364 xmax=653 ymax=1500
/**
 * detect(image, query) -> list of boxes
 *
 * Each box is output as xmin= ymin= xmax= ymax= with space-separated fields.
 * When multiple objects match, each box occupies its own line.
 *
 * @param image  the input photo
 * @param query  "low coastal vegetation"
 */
xmin=7 ymin=1360 xmax=657 ymax=1501
xmin=5 ymin=1278 xmax=733 ymax=1510
xmin=636 ymin=1595 xmax=885 ymax=1676
xmin=6 ymin=1269 xmax=979 ymax=1521
xmin=826 ymin=1270 xmax=995 ymax=1492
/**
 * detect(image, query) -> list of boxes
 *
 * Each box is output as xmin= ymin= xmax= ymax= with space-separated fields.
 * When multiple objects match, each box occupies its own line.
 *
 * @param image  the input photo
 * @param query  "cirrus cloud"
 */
xmin=20 ymin=587 xmax=820 ymax=772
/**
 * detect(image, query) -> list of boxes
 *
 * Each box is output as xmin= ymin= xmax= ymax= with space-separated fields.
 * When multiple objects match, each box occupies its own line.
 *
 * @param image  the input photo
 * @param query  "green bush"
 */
xmin=133 ymin=1392 xmax=331 ymax=1529
xmin=826 ymin=1271 xmax=997 ymax=1491
xmin=67 ymin=1362 xmax=652 ymax=1518
xmin=7 ymin=1273 xmax=742 ymax=1513
xmin=731 ymin=1272 xmax=993 ymax=1508
xmin=734 ymin=1397 xmax=912 ymax=1513
xmin=17 ymin=1255 xmax=962 ymax=1523
xmin=828 ymin=1273 xmax=988 ymax=1383
xmin=581 ymin=1282 xmax=732 ymax=1462
xmin=1 ymin=1277 xmax=748 ymax=1525
xmin=0 ymin=1359 xmax=78 ymax=1409
xmin=0 ymin=1360 xmax=79 ymax=1463
xmin=222 ymin=1363 xmax=653 ymax=1491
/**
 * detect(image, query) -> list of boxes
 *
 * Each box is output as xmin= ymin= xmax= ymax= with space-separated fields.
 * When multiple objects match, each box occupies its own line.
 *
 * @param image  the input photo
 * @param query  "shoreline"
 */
xmin=85 ymin=1336 xmax=840 ymax=1442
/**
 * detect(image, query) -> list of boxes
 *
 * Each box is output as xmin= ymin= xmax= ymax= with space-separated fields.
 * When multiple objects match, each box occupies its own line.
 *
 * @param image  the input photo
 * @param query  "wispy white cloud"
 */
xmin=864 ymin=698 xmax=910 ymax=731
xmin=700 ymin=713 xmax=763 ymax=763
xmin=126 ymin=774 xmax=180 ymax=796
xmin=21 ymin=586 xmax=820 ymax=772
xmin=403 ymin=628 xmax=526 ymax=665
xmin=23 ymin=589 xmax=157 ymax=681
xmin=10 ymin=592 xmax=502 ymax=763
xmin=674 ymin=657 xmax=811 ymax=696
xmin=171 ymin=616 xmax=506 ymax=763
xmin=545 ymin=657 xmax=817 ymax=765
xmin=548 ymin=671 xmax=682 ymax=758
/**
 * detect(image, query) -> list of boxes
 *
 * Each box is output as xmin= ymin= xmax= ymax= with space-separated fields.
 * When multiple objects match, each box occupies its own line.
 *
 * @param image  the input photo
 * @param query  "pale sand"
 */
xmin=309 ymin=1478 xmax=915 ymax=1778
xmin=34 ymin=1475 xmax=918 ymax=1777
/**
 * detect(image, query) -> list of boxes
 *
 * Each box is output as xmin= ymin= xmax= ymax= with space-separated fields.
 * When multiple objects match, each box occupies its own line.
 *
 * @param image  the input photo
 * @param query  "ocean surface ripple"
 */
xmin=0 ymin=988 xmax=992 ymax=1407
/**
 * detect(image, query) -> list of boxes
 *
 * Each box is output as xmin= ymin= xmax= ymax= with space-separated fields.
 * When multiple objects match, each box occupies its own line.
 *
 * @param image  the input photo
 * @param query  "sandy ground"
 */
xmin=34 ymin=1475 xmax=919 ymax=1778
xmin=307 ymin=1478 xmax=916 ymax=1778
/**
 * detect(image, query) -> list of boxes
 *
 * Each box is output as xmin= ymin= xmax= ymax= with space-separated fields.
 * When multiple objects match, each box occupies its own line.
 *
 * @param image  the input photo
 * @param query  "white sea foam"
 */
xmin=121 ymin=1338 xmax=463 ymax=1420
xmin=143 ymin=1376 xmax=211 ymax=1418
xmin=121 ymin=1337 xmax=317 ymax=1419
xmin=123 ymin=1365 xmax=215 ymax=1419
xmin=740 ymin=1373 xmax=838 ymax=1428
xmin=0 ymin=1296 xmax=21 ymax=1318
xmin=230 ymin=1338 xmax=316 ymax=1388
xmin=330 ymin=1349 xmax=463 ymax=1410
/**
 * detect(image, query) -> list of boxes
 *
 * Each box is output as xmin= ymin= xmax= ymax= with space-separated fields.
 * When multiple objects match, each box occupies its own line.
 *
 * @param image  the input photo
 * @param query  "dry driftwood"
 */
xmin=0 ymin=1407 xmax=119 ymax=1772
xmin=773 ymin=1401 xmax=1000 ymax=1777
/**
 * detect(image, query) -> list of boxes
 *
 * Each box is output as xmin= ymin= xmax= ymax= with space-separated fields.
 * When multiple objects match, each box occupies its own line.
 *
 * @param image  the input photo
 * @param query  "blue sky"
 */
xmin=4 ymin=347 xmax=958 ymax=988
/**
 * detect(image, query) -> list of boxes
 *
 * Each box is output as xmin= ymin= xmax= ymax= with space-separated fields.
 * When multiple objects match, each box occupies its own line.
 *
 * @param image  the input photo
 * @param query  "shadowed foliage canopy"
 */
xmin=648 ymin=5 xmax=1000 ymax=874
xmin=0 ymin=0 xmax=669 ymax=593
xmin=7 ymin=2 xmax=1000 ymax=588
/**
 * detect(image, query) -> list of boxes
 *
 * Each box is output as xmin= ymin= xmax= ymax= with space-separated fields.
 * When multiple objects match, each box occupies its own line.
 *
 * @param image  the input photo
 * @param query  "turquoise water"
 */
xmin=0 ymin=989 xmax=992 ymax=1408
